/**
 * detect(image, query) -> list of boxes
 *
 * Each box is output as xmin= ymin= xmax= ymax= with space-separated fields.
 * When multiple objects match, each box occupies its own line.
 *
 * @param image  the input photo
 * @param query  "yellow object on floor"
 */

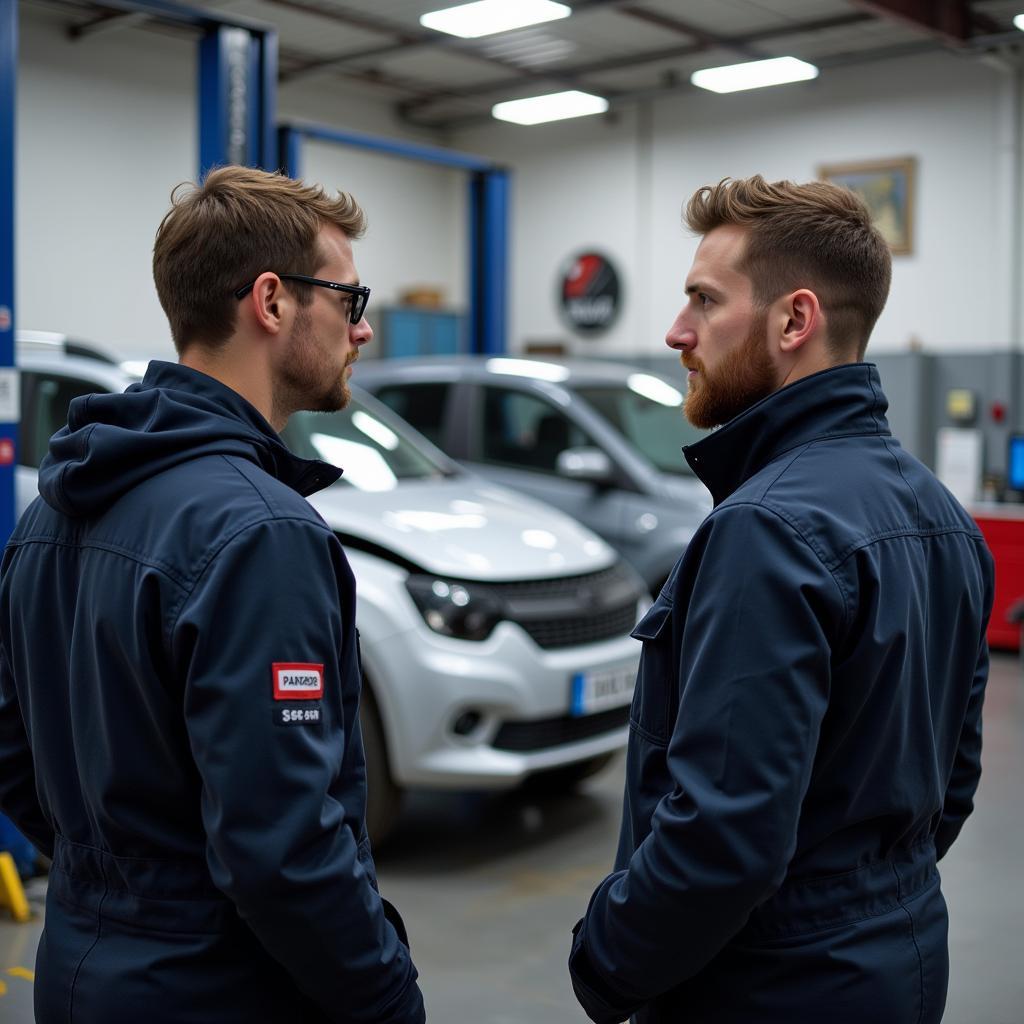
xmin=0 ymin=853 xmax=30 ymax=923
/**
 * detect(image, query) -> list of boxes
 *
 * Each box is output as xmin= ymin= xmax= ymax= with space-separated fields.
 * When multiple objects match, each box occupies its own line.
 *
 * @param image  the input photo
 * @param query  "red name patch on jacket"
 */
xmin=272 ymin=663 xmax=324 ymax=701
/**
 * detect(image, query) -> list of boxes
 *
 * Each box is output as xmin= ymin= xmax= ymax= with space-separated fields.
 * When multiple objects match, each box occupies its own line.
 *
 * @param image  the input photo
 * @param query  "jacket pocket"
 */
xmin=382 ymin=896 xmax=411 ymax=949
xmin=628 ymin=596 xmax=674 ymax=743
xmin=630 ymin=598 xmax=672 ymax=642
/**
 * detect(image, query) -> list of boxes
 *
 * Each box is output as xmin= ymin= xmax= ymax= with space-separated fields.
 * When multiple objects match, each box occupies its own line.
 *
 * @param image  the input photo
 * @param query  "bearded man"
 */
xmin=568 ymin=175 xmax=994 ymax=1024
xmin=0 ymin=167 xmax=424 ymax=1024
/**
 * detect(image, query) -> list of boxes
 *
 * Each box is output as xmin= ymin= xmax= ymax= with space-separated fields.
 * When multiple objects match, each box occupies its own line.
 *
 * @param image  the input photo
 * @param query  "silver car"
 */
xmin=356 ymin=355 xmax=713 ymax=594
xmin=15 ymin=333 xmax=647 ymax=842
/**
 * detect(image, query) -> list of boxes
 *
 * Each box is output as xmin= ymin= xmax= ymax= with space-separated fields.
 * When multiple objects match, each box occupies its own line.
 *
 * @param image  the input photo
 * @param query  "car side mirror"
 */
xmin=556 ymin=447 xmax=614 ymax=484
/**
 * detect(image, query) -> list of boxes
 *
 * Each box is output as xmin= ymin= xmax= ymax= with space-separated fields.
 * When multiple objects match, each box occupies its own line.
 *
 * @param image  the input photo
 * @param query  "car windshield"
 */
xmin=281 ymin=395 xmax=455 ymax=491
xmin=573 ymin=374 xmax=706 ymax=476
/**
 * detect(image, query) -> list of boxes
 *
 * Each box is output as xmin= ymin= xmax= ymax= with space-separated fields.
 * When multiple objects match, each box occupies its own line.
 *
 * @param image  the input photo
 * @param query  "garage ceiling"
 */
xmin=28 ymin=0 xmax=1024 ymax=131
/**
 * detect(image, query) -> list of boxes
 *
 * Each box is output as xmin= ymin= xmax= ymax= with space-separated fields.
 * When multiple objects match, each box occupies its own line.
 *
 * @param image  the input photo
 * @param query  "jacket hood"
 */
xmin=39 ymin=361 xmax=341 ymax=517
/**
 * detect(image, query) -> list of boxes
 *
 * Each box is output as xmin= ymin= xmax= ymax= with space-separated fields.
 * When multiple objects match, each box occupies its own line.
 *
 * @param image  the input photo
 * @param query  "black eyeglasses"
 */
xmin=234 ymin=273 xmax=370 ymax=324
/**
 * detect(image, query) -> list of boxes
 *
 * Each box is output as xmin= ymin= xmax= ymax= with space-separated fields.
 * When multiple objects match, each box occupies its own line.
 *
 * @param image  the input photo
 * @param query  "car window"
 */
xmin=479 ymin=386 xmax=591 ymax=474
xmin=373 ymin=382 xmax=451 ymax=447
xmin=574 ymin=379 xmax=706 ymax=476
xmin=20 ymin=372 xmax=106 ymax=470
xmin=280 ymin=396 xmax=452 ymax=492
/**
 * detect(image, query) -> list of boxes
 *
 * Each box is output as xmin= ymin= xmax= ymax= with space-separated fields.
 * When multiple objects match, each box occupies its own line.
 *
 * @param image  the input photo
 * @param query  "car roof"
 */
xmin=15 ymin=330 xmax=157 ymax=376
xmin=354 ymin=354 xmax=682 ymax=389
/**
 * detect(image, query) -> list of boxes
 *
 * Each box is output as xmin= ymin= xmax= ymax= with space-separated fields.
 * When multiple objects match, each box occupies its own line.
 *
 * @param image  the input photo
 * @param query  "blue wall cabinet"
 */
xmin=379 ymin=308 xmax=465 ymax=359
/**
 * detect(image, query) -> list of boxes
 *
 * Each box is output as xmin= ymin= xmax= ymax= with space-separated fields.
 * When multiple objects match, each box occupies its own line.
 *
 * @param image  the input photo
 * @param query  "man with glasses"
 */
xmin=0 ymin=166 xmax=425 ymax=1023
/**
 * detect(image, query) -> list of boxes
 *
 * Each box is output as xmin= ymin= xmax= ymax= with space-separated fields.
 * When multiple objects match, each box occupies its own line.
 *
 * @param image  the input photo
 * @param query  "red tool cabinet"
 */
xmin=971 ymin=505 xmax=1024 ymax=652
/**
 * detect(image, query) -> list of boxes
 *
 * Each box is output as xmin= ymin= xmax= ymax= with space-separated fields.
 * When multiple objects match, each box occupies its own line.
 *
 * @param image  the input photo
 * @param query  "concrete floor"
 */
xmin=0 ymin=653 xmax=1020 ymax=1022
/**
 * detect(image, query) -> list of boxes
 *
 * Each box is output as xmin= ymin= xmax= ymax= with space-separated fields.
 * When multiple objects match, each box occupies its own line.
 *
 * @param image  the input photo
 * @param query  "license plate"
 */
xmin=569 ymin=665 xmax=635 ymax=717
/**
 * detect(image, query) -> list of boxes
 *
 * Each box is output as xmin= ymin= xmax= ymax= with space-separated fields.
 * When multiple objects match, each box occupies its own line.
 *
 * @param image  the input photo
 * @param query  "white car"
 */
xmin=15 ymin=332 xmax=646 ymax=840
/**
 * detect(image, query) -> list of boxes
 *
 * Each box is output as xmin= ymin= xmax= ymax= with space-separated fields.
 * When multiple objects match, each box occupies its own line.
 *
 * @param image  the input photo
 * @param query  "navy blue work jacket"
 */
xmin=0 ymin=362 xmax=425 ymax=1023
xmin=569 ymin=363 xmax=994 ymax=1024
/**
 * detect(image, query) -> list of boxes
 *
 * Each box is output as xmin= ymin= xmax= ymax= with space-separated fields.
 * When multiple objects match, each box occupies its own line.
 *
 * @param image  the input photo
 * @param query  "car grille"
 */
xmin=492 ymin=705 xmax=630 ymax=752
xmin=484 ymin=562 xmax=641 ymax=649
xmin=517 ymin=603 xmax=639 ymax=649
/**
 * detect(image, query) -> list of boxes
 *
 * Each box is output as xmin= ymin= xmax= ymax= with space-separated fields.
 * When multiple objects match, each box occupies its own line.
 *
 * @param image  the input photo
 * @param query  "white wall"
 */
xmin=17 ymin=7 xmax=194 ymax=358
xmin=649 ymin=55 xmax=1007 ymax=357
xmin=278 ymin=81 xmax=469 ymax=316
xmin=16 ymin=7 xmax=468 ymax=359
xmin=455 ymin=52 xmax=1014 ymax=358
xmin=16 ymin=9 xmax=1017 ymax=362
xmin=296 ymin=138 xmax=467 ymax=314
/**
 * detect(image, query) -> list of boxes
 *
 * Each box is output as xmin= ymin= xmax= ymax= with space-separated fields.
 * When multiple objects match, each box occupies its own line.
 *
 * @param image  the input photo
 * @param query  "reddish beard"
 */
xmin=684 ymin=313 xmax=778 ymax=429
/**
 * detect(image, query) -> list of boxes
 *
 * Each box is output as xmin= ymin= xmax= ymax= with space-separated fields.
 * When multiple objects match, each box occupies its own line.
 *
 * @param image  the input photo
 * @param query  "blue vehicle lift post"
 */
xmin=470 ymin=168 xmax=509 ymax=356
xmin=0 ymin=0 xmax=277 ymax=550
xmin=0 ymin=0 xmax=36 ymax=899
xmin=0 ymin=0 xmax=17 ymax=546
xmin=199 ymin=20 xmax=278 ymax=173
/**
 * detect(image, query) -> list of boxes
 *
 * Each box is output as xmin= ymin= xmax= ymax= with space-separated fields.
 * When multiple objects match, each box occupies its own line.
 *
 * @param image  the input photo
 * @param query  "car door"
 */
xmin=16 ymin=370 xmax=111 ymax=518
xmin=459 ymin=382 xmax=634 ymax=551
xmin=369 ymin=379 xmax=454 ymax=451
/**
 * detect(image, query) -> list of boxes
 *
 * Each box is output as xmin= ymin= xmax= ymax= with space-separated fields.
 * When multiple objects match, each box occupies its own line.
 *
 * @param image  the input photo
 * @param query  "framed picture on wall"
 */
xmin=818 ymin=157 xmax=916 ymax=255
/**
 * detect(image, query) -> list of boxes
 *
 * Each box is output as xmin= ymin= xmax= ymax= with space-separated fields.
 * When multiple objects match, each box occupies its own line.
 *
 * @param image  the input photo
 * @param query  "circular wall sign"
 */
xmin=559 ymin=251 xmax=621 ymax=335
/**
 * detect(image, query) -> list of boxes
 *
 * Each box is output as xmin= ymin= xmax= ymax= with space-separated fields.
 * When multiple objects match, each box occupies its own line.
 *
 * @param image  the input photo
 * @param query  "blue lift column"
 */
xmin=0 ymin=0 xmax=278 ymax=550
xmin=470 ymin=169 xmax=510 ymax=356
xmin=0 ymin=0 xmax=18 ymax=544
xmin=199 ymin=21 xmax=277 ymax=173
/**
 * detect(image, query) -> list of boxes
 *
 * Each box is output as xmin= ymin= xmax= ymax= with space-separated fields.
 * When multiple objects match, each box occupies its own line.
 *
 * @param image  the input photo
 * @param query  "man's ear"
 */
xmin=778 ymin=289 xmax=821 ymax=355
xmin=243 ymin=272 xmax=289 ymax=335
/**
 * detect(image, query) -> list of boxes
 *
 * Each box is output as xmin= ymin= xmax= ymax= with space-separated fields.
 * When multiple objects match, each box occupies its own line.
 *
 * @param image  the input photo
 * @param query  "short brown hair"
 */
xmin=153 ymin=166 xmax=366 ymax=353
xmin=685 ymin=175 xmax=891 ymax=359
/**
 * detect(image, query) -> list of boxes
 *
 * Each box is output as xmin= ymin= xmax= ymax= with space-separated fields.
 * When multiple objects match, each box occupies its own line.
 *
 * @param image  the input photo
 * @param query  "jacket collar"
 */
xmin=683 ymin=362 xmax=890 ymax=506
xmin=142 ymin=361 xmax=343 ymax=497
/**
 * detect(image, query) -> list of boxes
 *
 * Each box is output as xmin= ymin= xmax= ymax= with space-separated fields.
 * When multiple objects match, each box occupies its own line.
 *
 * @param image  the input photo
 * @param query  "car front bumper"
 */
xmin=359 ymin=610 xmax=641 ymax=790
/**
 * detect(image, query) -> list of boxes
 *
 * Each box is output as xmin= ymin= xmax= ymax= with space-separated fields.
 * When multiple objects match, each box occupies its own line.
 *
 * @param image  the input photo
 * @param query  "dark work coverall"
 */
xmin=569 ymin=364 xmax=994 ymax=1024
xmin=0 ymin=362 xmax=425 ymax=1023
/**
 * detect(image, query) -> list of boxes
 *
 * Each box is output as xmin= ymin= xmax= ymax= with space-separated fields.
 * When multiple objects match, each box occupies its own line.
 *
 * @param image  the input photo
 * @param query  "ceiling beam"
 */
xmin=68 ymin=9 xmax=151 ymax=38
xmin=564 ymin=0 xmax=640 ymax=11
xmin=278 ymin=51 xmax=448 ymax=107
xmin=847 ymin=0 xmax=973 ymax=45
xmin=279 ymin=0 xmax=712 ymax=84
xmin=274 ymin=0 xmax=602 ymax=91
xmin=269 ymin=0 xmax=420 ymax=47
xmin=274 ymin=0 xmax=696 ymax=87
xmin=405 ymin=35 xmax=947 ymax=133
xmin=615 ymin=5 xmax=761 ymax=59
xmin=396 ymin=12 xmax=874 ymax=115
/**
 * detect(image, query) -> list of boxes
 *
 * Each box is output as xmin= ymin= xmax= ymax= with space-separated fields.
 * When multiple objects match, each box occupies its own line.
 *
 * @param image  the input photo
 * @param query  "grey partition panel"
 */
xmin=872 ymin=353 xmax=934 ymax=466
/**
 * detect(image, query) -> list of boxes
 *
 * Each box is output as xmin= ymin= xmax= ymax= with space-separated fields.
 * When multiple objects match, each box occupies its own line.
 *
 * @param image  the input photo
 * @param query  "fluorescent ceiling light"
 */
xmin=1015 ymin=14 xmax=1024 ymax=31
xmin=492 ymin=90 xmax=608 ymax=125
xmin=421 ymin=0 xmax=570 ymax=39
xmin=691 ymin=56 xmax=819 ymax=94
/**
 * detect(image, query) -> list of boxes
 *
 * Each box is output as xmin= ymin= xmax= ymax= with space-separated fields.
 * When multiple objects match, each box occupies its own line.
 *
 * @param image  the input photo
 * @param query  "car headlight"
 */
xmin=404 ymin=575 xmax=505 ymax=642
